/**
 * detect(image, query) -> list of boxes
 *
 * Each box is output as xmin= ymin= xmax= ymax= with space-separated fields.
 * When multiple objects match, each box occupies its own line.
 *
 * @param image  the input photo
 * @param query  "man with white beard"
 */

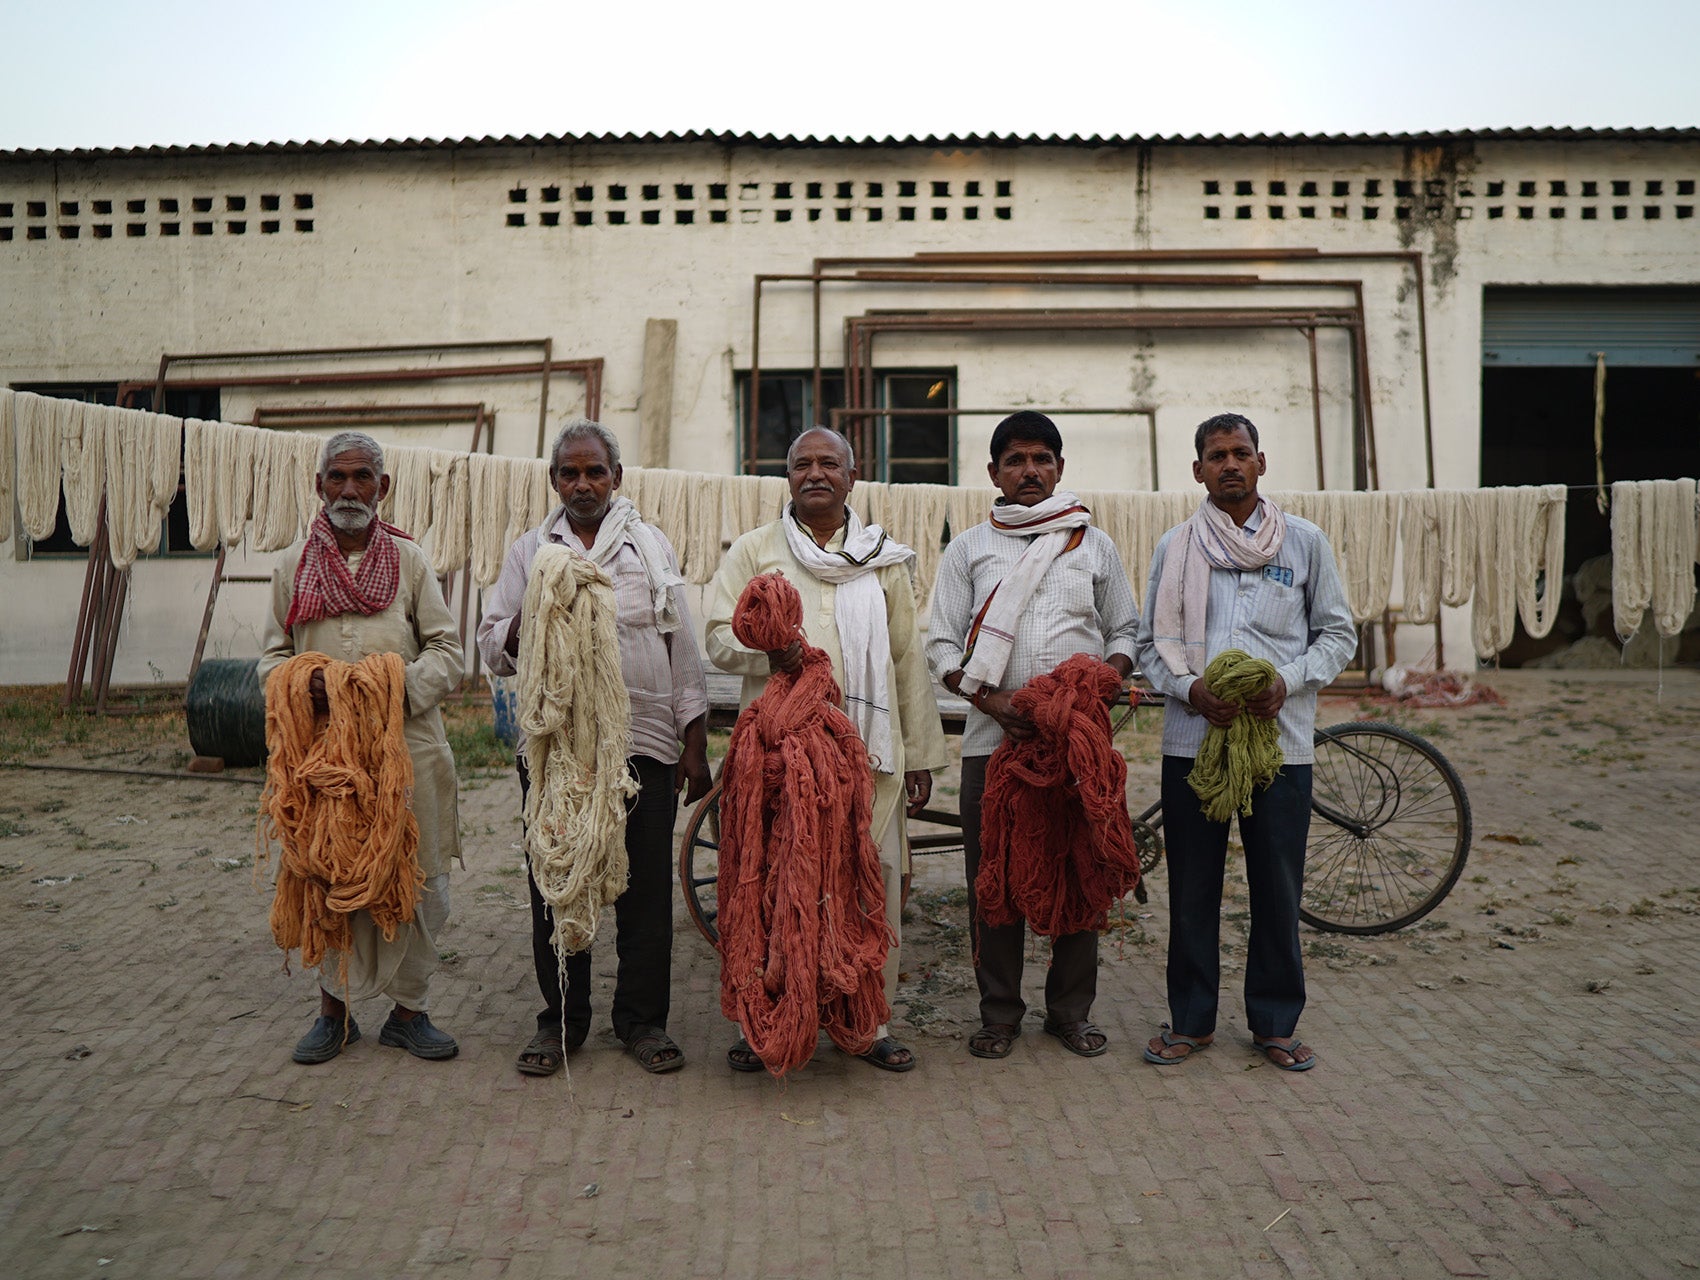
xmin=259 ymin=430 xmax=465 ymax=1065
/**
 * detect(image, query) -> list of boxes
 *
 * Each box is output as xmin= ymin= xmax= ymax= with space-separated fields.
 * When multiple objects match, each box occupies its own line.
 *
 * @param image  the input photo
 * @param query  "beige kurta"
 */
xmin=704 ymin=517 xmax=950 ymax=840
xmin=705 ymin=517 xmax=949 ymax=1012
xmin=259 ymin=534 xmax=465 ymax=1005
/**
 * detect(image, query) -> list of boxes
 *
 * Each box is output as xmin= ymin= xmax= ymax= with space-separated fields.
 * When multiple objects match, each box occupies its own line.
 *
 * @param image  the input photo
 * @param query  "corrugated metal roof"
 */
xmin=3 ymin=126 xmax=1698 ymax=162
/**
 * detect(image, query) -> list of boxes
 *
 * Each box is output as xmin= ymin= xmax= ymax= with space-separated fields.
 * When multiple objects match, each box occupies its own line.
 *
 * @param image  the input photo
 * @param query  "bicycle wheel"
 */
xmin=1300 ymin=720 xmax=1471 ymax=935
xmin=678 ymin=777 xmax=723 ymax=946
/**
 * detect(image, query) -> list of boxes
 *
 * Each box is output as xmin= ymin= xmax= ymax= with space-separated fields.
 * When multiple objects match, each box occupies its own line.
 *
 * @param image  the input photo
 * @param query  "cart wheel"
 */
xmin=1301 ymin=720 xmax=1472 ymax=935
xmin=678 ymin=776 xmax=723 ymax=946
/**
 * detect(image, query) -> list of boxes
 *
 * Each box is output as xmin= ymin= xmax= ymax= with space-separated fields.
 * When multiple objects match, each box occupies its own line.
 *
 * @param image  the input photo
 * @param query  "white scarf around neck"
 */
xmin=1152 ymin=496 xmax=1288 ymax=678
xmin=782 ymin=503 xmax=916 ymax=774
xmin=548 ymin=495 xmax=685 ymax=633
xmin=957 ymin=490 xmax=1093 ymax=696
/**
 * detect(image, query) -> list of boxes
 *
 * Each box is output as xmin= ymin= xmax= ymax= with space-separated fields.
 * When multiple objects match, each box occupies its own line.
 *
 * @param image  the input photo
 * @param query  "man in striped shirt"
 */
xmin=1135 ymin=413 xmax=1356 ymax=1072
xmin=478 ymin=419 xmax=712 ymax=1077
xmin=927 ymin=412 xmax=1140 ymax=1061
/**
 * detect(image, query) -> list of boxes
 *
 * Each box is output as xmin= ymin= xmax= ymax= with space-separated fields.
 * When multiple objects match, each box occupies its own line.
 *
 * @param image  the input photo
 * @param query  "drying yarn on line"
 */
xmin=1611 ymin=478 xmax=1700 ymax=640
xmin=516 ymin=544 xmax=639 ymax=958
xmin=13 ymin=391 xmax=64 ymax=541
xmin=1186 ymin=649 xmax=1284 ymax=823
xmin=101 ymin=404 xmax=184 ymax=568
xmin=257 ymin=651 xmax=422 ymax=979
xmin=1399 ymin=490 xmax=1479 ymax=625
xmin=0 ymin=390 xmax=14 ymax=543
xmin=976 ymin=653 xmax=1143 ymax=938
xmin=1469 ymin=485 xmax=1566 ymax=659
xmin=716 ymin=572 xmax=892 ymax=1078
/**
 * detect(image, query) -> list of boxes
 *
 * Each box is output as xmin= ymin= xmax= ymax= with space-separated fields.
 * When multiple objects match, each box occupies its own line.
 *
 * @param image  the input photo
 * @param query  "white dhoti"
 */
xmin=318 ymin=874 xmax=450 ymax=1011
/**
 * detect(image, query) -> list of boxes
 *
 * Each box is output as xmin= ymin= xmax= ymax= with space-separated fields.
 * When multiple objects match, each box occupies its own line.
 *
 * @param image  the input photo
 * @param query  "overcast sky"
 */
xmin=3 ymin=0 xmax=1695 ymax=150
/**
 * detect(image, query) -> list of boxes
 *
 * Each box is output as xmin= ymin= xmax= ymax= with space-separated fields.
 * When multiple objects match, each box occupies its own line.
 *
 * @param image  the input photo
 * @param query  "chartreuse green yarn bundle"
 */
xmin=1186 ymin=649 xmax=1284 ymax=822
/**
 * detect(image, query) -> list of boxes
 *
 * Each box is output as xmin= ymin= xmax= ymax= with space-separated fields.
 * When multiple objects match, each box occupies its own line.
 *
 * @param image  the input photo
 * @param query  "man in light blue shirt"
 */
xmin=1135 ymin=414 xmax=1356 ymax=1072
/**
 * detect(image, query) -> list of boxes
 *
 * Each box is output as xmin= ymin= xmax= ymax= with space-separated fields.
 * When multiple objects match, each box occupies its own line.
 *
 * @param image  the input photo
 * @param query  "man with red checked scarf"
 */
xmin=259 ymin=430 xmax=465 ymax=1066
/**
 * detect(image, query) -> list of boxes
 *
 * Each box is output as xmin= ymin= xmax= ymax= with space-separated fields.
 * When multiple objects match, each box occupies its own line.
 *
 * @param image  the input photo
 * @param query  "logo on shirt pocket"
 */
xmin=1263 ymin=565 xmax=1294 ymax=587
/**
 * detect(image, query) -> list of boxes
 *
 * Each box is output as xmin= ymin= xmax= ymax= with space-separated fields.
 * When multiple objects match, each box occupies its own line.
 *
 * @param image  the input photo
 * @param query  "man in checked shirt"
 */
xmin=1135 ymin=413 xmax=1357 ymax=1073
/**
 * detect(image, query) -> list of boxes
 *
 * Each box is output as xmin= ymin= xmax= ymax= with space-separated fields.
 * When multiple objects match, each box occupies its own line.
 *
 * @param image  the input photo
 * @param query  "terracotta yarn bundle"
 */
xmin=717 ymin=572 xmax=892 ymax=1077
xmin=258 ymin=651 xmax=422 ymax=974
xmin=976 ymin=654 xmax=1141 ymax=937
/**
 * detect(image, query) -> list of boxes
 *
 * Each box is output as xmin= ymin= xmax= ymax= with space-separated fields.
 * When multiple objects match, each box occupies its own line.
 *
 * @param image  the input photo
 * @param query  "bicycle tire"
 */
xmin=1300 ymin=720 xmax=1472 ymax=935
xmin=678 ymin=777 xmax=723 ymax=946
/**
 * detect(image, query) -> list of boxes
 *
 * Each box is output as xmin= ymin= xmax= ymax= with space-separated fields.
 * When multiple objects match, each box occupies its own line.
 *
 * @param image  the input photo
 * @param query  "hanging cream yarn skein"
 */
xmin=517 ymin=544 xmax=639 ymax=957
xmin=0 ymin=389 xmax=14 ymax=544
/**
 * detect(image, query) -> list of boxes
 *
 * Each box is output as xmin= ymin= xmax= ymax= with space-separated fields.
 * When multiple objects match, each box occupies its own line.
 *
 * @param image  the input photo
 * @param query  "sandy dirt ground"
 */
xmin=2 ymin=668 xmax=1698 ymax=1278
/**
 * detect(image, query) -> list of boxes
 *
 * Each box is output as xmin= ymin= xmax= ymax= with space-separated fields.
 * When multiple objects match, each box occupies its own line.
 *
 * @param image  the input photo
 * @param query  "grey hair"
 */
xmin=550 ymin=417 xmax=622 ymax=471
xmin=785 ymin=426 xmax=855 ymax=470
xmin=319 ymin=430 xmax=385 ymax=476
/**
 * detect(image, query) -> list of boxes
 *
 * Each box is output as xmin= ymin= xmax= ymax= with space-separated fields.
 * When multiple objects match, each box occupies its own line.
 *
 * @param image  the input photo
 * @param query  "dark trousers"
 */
xmin=1161 ymin=754 xmax=1312 ymax=1040
xmin=517 ymin=754 xmax=678 ymax=1046
xmin=960 ymin=754 xmax=1099 ymax=1028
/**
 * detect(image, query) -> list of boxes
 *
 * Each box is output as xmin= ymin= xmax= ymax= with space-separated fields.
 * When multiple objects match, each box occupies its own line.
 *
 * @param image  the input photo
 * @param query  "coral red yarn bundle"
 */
xmin=716 ymin=572 xmax=893 ymax=1077
xmin=977 ymin=653 xmax=1141 ymax=936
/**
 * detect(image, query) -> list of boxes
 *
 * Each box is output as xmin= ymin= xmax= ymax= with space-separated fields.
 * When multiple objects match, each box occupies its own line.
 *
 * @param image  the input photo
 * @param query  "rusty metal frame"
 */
xmin=828 ymin=404 xmax=1161 ymax=491
xmin=748 ymin=267 xmax=1294 ymax=475
xmin=840 ymin=307 xmax=1368 ymax=491
xmin=746 ymin=249 xmax=1435 ymax=493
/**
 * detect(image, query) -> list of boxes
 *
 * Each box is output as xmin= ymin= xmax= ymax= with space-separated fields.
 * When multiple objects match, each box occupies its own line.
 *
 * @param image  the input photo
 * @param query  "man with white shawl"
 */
xmin=1134 ymin=413 xmax=1356 ymax=1072
xmin=926 ymin=412 xmax=1141 ymax=1061
xmin=478 ymin=419 xmax=711 ymax=1076
xmin=706 ymin=427 xmax=948 ymax=1074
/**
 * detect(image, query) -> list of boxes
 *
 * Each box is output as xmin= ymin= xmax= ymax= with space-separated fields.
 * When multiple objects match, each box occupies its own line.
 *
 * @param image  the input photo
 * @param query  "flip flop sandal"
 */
xmin=627 ymin=1031 xmax=686 ymax=1074
xmin=1254 ymin=1037 xmax=1317 ymax=1072
xmin=1143 ymin=1024 xmax=1214 ymax=1066
xmin=968 ymin=1023 xmax=1021 ymax=1060
xmin=1044 ymin=1020 xmax=1109 ymax=1058
xmin=857 ymin=1036 xmax=917 ymax=1073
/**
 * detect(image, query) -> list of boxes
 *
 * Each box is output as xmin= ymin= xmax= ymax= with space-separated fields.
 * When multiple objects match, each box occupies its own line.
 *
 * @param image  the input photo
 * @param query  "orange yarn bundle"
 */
xmin=717 ymin=572 xmax=892 ymax=1077
xmin=977 ymin=653 xmax=1141 ymax=936
xmin=258 ymin=651 xmax=422 ymax=974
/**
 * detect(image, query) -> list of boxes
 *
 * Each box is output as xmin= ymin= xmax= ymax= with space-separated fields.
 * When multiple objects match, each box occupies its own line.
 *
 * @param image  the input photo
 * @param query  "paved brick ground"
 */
xmin=3 ymin=669 xmax=1698 ymax=1278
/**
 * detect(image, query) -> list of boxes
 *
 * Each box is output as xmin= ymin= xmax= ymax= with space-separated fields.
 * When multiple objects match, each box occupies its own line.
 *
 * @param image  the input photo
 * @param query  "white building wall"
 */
xmin=4 ymin=134 xmax=1697 ymax=683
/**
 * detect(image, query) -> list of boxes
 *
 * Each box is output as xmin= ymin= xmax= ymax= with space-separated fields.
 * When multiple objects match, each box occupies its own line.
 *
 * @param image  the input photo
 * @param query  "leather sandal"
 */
xmin=968 ymin=1023 xmax=1021 ymax=1060
xmin=516 ymin=1026 xmax=567 ymax=1076
xmin=857 ymin=1036 xmax=917 ymax=1073
xmin=626 ymin=1030 xmax=686 ymax=1074
xmin=1043 ymin=1019 xmax=1109 ymax=1058
xmin=727 ymin=1038 xmax=764 ymax=1073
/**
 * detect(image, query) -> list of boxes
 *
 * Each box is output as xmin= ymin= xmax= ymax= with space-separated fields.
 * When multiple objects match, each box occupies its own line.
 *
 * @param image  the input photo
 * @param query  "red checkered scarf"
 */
xmin=284 ymin=510 xmax=413 ymax=629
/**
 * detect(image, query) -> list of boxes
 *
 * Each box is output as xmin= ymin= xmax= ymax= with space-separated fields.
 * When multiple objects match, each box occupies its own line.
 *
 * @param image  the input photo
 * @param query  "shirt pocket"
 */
xmin=1249 ymin=579 xmax=1307 ymax=646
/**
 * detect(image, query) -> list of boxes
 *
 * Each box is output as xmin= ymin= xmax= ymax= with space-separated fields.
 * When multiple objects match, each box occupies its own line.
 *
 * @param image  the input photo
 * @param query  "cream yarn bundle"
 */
xmin=1612 ymin=479 xmax=1700 ymax=640
xmin=517 ymin=545 xmax=639 ymax=956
